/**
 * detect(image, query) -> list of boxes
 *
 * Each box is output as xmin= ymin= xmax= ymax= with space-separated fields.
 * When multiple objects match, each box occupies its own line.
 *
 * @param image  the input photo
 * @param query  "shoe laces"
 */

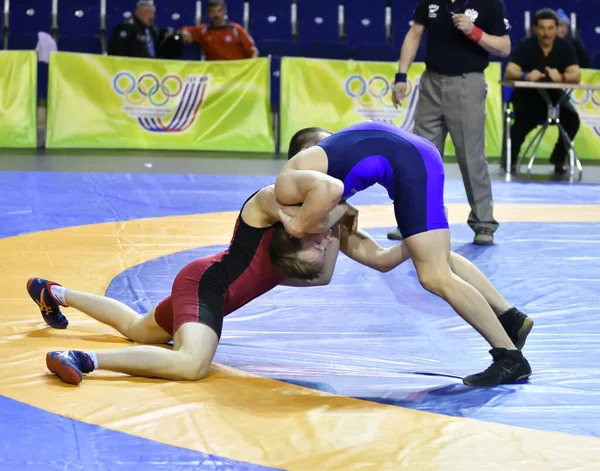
xmin=477 ymin=351 xmax=514 ymax=378
xmin=36 ymin=290 xmax=59 ymax=316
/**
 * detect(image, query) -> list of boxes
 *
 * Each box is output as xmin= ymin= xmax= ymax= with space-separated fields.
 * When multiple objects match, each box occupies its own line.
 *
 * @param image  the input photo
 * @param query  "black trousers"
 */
xmin=508 ymin=99 xmax=580 ymax=168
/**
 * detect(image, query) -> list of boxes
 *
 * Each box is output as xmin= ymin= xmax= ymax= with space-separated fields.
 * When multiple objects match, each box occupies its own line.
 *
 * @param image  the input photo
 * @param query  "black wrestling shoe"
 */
xmin=463 ymin=348 xmax=532 ymax=387
xmin=499 ymin=307 xmax=534 ymax=350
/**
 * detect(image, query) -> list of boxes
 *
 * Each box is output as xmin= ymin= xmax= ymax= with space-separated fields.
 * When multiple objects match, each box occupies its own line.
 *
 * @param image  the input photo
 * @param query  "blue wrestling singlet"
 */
xmin=317 ymin=121 xmax=449 ymax=238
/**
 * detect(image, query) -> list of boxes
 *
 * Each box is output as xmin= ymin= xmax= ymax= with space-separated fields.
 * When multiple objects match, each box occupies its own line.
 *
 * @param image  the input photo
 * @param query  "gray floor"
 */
xmin=2 ymin=104 xmax=593 ymax=182
xmin=0 ymin=149 xmax=284 ymax=175
xmin=1 ymin=149 xmax=600 ymax=184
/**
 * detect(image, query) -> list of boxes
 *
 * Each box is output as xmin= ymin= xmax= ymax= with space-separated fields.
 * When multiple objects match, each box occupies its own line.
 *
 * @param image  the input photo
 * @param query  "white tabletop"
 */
xmin=501 ymin=80 xmax=600 ymax=91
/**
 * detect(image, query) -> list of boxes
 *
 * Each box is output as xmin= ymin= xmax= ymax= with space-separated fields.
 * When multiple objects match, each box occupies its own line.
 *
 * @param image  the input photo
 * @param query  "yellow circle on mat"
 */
xmin=1 ymin=204 xmax=600 ymax=470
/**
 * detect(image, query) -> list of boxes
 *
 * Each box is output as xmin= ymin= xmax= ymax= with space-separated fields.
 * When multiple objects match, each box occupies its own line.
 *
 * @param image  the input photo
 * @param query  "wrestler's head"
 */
xmin=268 ymin=225 xmax=334 ymax=280
xmin=287 ymin=127 xmax=332 ymax=160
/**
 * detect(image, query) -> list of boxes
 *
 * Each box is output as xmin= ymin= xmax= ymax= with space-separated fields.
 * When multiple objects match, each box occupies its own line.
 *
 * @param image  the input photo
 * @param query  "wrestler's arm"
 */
xmin=340 ymin=227 xmax=410 ymax=272
xmin=252 ymin=185 xmax=346 ymax=233
xmin=274 ymin=169 xmax=344 ymax=238
xmin=253 ymin=185 xmax=351 ymax=233
xmin=282 ymin=220 xmax=411 ymax=287
xmin=283 ymin=225 xmax=410 ymax=287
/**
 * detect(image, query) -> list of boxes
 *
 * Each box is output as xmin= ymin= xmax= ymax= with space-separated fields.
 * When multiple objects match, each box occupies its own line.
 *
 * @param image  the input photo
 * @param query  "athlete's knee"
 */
xmin=124 ymin=312 xmax=172 ymax=345
xmin=448 ymin=251 xmax=463 ymax=273
xmin=172 ymin=355 xmax=210 ymax=381
xmin=123 ymin=318 xmax=154 ymax=343
xmin=176 ymin=364 xmax=209 ymax=381
xmin=417 ymin=267 xmax=453 ymax=297
xmin=125 ymin=322 xmax=146 ymax=343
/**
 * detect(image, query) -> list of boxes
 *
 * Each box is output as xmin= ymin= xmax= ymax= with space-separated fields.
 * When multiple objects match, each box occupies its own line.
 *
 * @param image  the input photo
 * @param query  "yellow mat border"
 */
xmin=1 ymin=203 xmax=600 ymax=470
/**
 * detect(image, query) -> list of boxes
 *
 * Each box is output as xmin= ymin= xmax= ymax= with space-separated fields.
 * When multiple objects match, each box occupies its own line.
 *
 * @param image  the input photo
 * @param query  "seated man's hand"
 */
xmin=545 ymin=66 xmax=562 ymax=83
xmin=525 ymin=69 xmax=546 ymax=82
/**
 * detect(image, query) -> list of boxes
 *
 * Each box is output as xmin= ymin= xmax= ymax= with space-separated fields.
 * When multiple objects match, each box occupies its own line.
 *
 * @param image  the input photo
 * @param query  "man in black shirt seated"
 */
xmin=504 ymin=9 xmax=581 ymax=175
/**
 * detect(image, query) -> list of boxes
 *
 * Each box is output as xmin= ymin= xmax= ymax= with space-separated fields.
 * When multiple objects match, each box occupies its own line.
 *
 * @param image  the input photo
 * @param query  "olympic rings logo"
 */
xmin=345 ymin=75 xmax=413 ymax=108
xmin=113 ymin=72 xmax=183 ymax=106
xmin=570 ymin=89 xmax=600 ymax=109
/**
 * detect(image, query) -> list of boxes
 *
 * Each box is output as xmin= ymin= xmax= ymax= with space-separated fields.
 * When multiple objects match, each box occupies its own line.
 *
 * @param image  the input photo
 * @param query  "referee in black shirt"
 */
xmin=389 ymin=0 xmax=510 ymax=246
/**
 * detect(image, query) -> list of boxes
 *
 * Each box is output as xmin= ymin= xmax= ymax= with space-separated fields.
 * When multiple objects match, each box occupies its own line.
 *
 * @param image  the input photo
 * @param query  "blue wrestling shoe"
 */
xmin=46 ymin=351 xmax=95 ymax=385
xmin=26 ymin=278 xmax=68 ymax=329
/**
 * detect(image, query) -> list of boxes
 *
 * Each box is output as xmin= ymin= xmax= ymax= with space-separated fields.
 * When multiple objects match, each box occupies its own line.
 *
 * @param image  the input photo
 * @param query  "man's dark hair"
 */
xmin=207 ymin=0 xmax=226 ymax=9
xmin=287 ymin=127 xmax=331 ymax=160
xmin=534 ymin=8 xmax=559 ymax=27
xmin=268 ymin=224 xmax=325 ymax=280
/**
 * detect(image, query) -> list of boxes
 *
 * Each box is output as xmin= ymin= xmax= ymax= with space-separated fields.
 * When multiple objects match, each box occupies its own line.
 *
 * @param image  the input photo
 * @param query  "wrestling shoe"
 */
xmin=46 ymin=351 xmax=95 ymax=385
xmin=26 ymin=278 xmax=68 ymax=329
xmin=499 ymin=307 xmax=534 ymax=350
xmin=463 ymin=348 xmax=532 ymax=387
xmin=27 ymin=278 xmax=68 ymax=329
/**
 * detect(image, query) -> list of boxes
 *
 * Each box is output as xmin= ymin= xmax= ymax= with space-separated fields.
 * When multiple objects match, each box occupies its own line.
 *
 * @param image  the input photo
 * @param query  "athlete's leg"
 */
xmin=448 ymin=252 xmax=511 ymax=315
xmin=404 ymin=230 xmax=515 ymax=349
xmin=392 ymin=138 xmax=523 ymax=349
xmin=64 ymin=289 xmax=172 ymax=344
xmin=45 ymin=258 xmax=222 ymax=384
xmin=93 ymin=322 xmax=218 ymax=380
xmin=448 ymin=251 xmax=533 ymax=349
xmin=94 ymin=263 xmax=223 ymax=381
xmin=402 ymin=230 xmax=531 ymax=386
xmin=46 ymin=322 xmax=219 ymax=384
xmin=27 ymin=277 xmax=171 ymax=343
xmin=389 ymin=141 xmax=531 ymax=385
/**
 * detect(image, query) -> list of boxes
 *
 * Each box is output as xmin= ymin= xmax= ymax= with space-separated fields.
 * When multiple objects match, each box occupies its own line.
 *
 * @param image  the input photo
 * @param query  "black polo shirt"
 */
xmin=413 ymin=0 xmax=509 ymax=75
xmin=509 ymin=36 xmax=578 ymax=106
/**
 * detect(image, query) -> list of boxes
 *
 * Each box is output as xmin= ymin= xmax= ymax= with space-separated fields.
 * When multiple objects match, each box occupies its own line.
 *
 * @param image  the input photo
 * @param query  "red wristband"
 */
xmin=468 ymin=25 xmax=484 ymax=42
xmin=561 ymin=73 xmax=567 ymax=83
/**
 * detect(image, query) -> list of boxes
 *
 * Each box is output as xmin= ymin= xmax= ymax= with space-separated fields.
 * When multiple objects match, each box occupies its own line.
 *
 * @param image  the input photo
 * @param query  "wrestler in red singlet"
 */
xmin=154 ymin=194 xmax=285 ymax=338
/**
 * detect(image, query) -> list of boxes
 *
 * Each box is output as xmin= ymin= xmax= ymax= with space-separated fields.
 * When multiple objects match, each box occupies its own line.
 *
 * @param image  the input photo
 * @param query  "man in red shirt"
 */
xmin=180 ymin=0 xmax=258 ymax=61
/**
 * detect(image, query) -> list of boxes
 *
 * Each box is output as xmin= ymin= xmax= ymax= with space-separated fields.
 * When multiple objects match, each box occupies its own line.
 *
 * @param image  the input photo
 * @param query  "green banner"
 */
xmin=47 ymin=53 xmax=273 ymax=152
xmin=0 ymin=51 xmax=37 ymax=148
xmin=280 ymin=57 xmax=503 ymax=157
xmin=530 ymin=69 xmax=600 ymax=159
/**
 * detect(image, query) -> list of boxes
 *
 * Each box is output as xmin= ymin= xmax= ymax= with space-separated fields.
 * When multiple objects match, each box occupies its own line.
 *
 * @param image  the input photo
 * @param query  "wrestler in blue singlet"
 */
xmin=316 ymin=121 xmax=449 ymax=239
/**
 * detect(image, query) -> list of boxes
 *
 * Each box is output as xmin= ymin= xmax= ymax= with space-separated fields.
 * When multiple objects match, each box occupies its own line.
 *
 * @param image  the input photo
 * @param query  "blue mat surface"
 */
xmin=2 ymin=171 xmax=600 ymax=237
xmin=106 ymin=222 xmax=600 ymax=438
xmin=0 ymin=396 xmax=282 ymax=470
xmin=2 ymin=171 xmax=600 ymax=469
